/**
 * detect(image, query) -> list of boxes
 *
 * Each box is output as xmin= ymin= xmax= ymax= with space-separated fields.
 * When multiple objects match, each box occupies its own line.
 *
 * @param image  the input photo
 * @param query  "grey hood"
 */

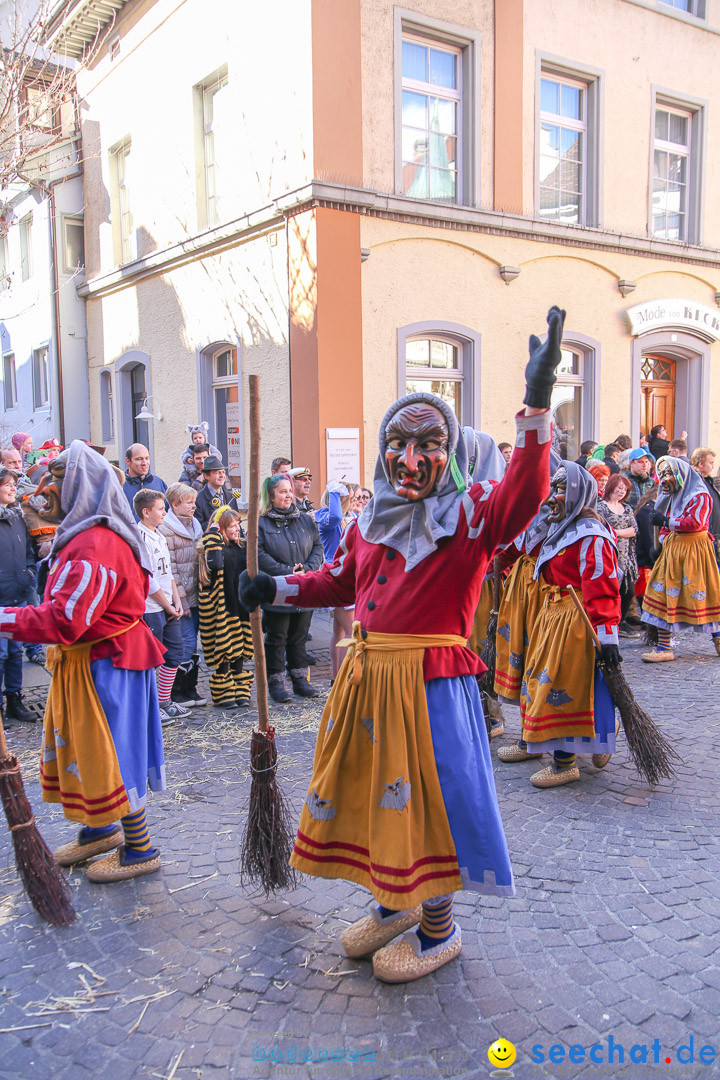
xmin=534 ymin=461 xmax=616 ymax=579
xmin=358 ymin=391 xmax=467 ymax=572
xmin=51 ymin=440 xmax=153 ymax=575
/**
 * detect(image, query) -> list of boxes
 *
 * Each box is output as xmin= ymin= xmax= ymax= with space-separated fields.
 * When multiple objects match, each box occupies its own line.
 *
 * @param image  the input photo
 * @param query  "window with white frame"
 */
xmin=3 ymin=353 xmax=17 ymax=409
xmin=19 ymin=215 xmax=32 ymax=280
xmin=62 ymin=216 xmax=85 ymax=273
xmin=653 ymin=104 xmax=693 ymax=241
xmin=401 ymin=36 xmax=461 ymax=203
xmin=110 ymin=138 xmax=133 ymax=264
xmin=551 ymin=348 xmax=584 ymax=461
xmin=32 ymin=347 xmax=50 ymax=409
xmin=211 ymin=344 xmax=238 ymax=464
xmin=538 ymin=74 xmax=587 ymax=225
xmin=195 ymin=69 xmax=230 ymax=228
xmin=658 ymin=0 xmax=705 ymax=15
xmin=405 ymin=337 xmax=464 ymax=422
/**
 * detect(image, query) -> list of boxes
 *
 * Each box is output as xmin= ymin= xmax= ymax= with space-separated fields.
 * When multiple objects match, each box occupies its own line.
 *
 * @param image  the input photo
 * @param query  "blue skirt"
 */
xmin=426 ymin=675 xmax=515 ymax=898
xmin=90 ymin=658 xmax=166 ymax=813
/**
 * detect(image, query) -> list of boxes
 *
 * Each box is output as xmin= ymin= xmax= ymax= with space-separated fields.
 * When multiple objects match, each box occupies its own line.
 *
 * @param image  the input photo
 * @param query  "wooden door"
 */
xmin=640 ymin=355 xmax=676 ymax=438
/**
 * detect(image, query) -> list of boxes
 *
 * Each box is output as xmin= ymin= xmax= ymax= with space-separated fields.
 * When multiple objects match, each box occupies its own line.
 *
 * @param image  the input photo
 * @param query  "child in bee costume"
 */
xmin=641 ymin=455 xmax=720 ymax=661
xmin=241 ymin=308 xmax=565 ymax=983
xmin=498 ymin=463 xmax=622 ymax=788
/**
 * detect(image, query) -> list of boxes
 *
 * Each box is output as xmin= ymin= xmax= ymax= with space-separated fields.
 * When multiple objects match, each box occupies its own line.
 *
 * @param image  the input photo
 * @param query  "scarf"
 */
xmin=534 ymin=461 xmax=616 ymax=579
xmin=655 ymin=456 xmax=710 ymax=527
xmin=51 ymin=440 xmax=153 ymax=576
xmin=358 ymin=391 xmax=466 ymax=572
xmin=265 ymin=502 xmax=301 ymax=524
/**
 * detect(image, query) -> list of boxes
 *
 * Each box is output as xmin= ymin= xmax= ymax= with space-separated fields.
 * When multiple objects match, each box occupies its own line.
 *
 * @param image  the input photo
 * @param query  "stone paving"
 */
xmin=1 ymin=615 xmax=720 ymax=1080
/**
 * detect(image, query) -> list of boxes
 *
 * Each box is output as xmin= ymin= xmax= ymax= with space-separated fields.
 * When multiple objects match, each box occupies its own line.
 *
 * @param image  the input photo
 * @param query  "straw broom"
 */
xmin=567 ymin=586 xmax=678 ymax=786
xmin=239 ymin=375 xmax=297 ymax=895
xmin=0 ymin=711 xmax=75 ymax=926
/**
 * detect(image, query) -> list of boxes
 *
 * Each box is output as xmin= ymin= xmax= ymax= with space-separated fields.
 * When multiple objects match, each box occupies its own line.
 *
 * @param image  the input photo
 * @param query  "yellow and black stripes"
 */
xmin=198 ymin=531 xmax=254 ymax=705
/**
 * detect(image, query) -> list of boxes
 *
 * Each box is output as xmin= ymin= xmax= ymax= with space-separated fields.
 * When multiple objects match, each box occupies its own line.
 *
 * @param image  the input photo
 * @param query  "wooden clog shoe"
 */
xmin=54 ymin=827 xmax=123 ymax=866
xmin=85 ymin=846 xmax=161 ymax=883
xmin=372 ymin=927 xmax=462 ymax=983
xmin=340 ymin=904 xmax=421 ymax=959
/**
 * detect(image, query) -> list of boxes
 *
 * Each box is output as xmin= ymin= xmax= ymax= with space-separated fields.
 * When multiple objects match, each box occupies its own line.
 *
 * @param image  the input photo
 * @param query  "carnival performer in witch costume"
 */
xmin=240 ymin=308 xmax=564 ymax=983
xmin=0 ymin=442 xmax=167 ymax=882
xmin=498 ymin=463 xmax=621 ymax=788
xmin=641 ymin=455 xmax=720 ymax=661
xmin=490 ymin=449 xmax=561 ymax=741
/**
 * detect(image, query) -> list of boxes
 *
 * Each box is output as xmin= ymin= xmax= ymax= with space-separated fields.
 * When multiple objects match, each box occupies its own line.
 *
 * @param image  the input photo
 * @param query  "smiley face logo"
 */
xmin=488 ymin=1039 xmax=517 ymax=1070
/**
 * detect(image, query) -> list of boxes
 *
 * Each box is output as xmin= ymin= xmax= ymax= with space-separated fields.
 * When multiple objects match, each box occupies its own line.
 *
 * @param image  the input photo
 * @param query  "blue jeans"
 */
xmin=0 ymin=638 xmax=23 ymax=695
xmin=179 ymin=608 xmax=199 ymax=663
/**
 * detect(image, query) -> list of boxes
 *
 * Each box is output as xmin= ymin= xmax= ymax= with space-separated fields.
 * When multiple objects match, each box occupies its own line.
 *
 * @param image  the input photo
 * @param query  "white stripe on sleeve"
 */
xmin=64 ymin=560 xmax=93 ymax=621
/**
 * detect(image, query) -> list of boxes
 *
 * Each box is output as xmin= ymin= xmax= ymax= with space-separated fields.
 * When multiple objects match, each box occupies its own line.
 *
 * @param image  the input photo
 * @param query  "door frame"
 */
xmin=631 ymin=331 xmax=710 ymax=450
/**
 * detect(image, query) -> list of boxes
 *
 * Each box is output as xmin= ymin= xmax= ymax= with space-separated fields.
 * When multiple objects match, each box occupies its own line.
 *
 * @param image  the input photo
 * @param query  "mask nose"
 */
xmin=401 ymin=440 xmax=420 ymax=472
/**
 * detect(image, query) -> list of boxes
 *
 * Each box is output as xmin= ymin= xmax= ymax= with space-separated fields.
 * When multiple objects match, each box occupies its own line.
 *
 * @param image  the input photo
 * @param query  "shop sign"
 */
xmin=627 ymin=299 xmax=720 ymax=342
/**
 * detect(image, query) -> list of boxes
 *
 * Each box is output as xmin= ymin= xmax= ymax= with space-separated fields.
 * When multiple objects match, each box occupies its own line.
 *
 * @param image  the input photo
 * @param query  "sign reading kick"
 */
xmin=626 ymin=299 xmax=720 ymax=342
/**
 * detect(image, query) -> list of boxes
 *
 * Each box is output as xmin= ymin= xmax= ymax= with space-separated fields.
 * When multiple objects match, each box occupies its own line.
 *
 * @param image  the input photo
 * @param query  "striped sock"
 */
xmin=416 ymin=894 xmax=455 ymax=951
xmin=657 ymin=628 xmax=672 ymax=651
xmin=80 ymin=823 xmax=119 ymax=842
xmin=121 ymin=808 xmax=152 ymax=853
xmin=554 ymin=750 xmax=577 ymax=770
xmin=157 ymin=665 xmax=177 ymax=704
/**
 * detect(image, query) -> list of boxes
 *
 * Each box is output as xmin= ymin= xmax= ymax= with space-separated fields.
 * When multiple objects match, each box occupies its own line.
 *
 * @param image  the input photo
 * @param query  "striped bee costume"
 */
xmin=198 ymin=529 xmax=253 ymax=707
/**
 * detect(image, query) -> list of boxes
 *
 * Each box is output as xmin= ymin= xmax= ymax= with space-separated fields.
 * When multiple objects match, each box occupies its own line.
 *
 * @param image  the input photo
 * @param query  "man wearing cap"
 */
xmin=625 ymin=448 xmax=655 ymax=510
xmin=194 ymin=456 xmax=242 ymax=530
xmin=289 ymin=467 xmax=314 ymax=514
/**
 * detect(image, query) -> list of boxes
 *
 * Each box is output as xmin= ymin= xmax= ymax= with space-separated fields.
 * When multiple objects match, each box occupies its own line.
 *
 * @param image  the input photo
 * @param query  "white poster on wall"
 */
xmin=326 ymin=427 xmax=361 ymax=485
xmin=226 ymin=402 xmax=242 ymax=476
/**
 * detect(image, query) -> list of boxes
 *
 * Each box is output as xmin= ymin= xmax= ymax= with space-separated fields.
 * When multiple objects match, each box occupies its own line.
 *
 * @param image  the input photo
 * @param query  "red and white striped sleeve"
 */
xmin=671 ymin=492 xmax=711 ymax=534
xmin=0 ymin=558 xmax=121 ymax=644
xmin=578 ymin=535 xmax=621 ymax=645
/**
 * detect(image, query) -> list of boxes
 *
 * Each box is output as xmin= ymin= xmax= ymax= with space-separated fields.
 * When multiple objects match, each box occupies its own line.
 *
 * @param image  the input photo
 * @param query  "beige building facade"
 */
xmin=50 ymin=0 xmax=720 ymax=491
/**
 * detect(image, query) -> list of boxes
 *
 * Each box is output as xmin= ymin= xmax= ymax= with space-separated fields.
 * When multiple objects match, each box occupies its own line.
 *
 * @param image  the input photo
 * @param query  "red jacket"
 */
xmin=0 ymin=526 xmax=164 ymax=670
xmin=540 ymin=534 xmax=621 ymax=645
xmin=274 ymin=411 xmax=552 ymax=680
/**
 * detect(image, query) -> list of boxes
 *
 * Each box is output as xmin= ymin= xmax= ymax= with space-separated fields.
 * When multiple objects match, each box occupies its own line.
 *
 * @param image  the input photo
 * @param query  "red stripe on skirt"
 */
xmin=293 ymin=844 xmax=460 ymax=893
xmin=296 ymin=830 xmax=457 ymax=876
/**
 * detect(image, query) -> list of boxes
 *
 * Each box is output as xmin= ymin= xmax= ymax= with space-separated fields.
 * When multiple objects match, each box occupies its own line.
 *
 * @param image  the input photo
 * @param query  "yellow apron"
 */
xmin=643 ymin=531 xmax=720 ymax=627
xmin=493 ymin=554 xmax=547 ymax=702
xmin=290 ymin=622 xmax=468 ymax=908
xmin=39 ymin=625 xmax=138 ymax=826
xmin=520 ymin=589 xmax=596 ymax=743
xmin=468 ymin=578 xmax=494 ymax=655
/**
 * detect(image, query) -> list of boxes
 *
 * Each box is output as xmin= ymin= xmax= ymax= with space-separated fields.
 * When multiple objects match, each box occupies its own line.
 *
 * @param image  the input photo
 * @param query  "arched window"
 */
xmin=113 ymin=350 xmax=152 ymax=460
xmin=397 ymin=321 xmax=480 ymax=426
xmin=197 ymin=341 xmax=241 ymax=471
xmin=549 ymin=332 xmax=600 ymax=460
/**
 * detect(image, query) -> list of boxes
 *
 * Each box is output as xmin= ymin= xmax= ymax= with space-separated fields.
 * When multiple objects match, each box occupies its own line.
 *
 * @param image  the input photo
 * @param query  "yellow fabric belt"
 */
xmin=338 ymin=621 xmax=468 ymax=686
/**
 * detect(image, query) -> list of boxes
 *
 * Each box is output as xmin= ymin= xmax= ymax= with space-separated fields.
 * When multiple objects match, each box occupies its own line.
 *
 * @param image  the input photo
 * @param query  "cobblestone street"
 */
xmin=1 ymin=614 xmax=719 ymax=1080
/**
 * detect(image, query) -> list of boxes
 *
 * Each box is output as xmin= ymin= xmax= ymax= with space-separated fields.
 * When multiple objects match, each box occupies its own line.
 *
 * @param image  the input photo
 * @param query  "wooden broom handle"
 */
xmin=0 ymin=708 xmax=7 ymax=758
xmin=247 ymin=375 xmax=270 ymax=733
xmin=567 ymin=585 xmax=602 ymax=650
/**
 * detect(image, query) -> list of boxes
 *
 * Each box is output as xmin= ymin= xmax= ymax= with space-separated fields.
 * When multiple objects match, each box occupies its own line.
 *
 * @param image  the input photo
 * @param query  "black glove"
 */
xmin=524 ymin=306 xmax=567 ymax=409
xmin=238 ymin=570 xmax=276 ymax=611
xmin=599 ymin=643 xmax=622 ymax=668
xmin=651 ymin=509 xmax=668 ymax=527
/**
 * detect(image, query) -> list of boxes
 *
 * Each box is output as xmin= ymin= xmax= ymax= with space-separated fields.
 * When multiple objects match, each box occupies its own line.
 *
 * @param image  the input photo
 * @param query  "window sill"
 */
xmin=622 ymin=0 xmax=717 ymax=33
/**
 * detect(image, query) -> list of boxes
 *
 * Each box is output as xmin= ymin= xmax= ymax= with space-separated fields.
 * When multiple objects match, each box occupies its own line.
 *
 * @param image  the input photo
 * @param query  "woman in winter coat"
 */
xmin=198 ymin=507 xmax=253 ymax=708
xmin=314 ymin=481 xmax=362 ymax=681
xmin=158 ymin=482 xmax=206 ymax=707
xmin=597 ymin=473 xmax=638 ymax=636
xmin=257 ymin=473 xmax=324 ymax=702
